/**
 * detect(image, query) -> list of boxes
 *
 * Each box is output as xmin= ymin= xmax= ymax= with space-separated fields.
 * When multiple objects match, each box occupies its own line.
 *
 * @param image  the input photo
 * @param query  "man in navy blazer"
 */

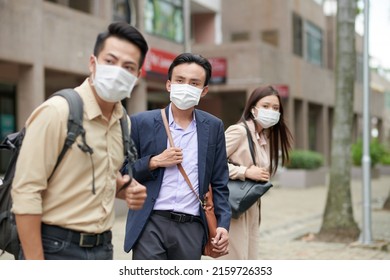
xmin=124 ymin=53 xmax=231 ymax=259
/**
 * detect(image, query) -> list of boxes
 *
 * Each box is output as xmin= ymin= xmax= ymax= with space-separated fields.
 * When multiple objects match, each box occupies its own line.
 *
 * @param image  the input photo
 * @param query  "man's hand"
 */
xmin=149 ymin=147 xmax=183 ymax=170
xmin=124 ymin=178 xmax=147 ymax=210
xmin=116 ymin=174 xmax=147 ymax=210
xmin=211 ymin=227 xmax=229 ymax=256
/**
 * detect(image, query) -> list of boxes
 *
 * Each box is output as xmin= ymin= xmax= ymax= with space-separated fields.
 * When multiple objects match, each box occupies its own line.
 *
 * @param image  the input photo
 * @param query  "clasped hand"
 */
xmin=245 ymin=165 xmax=270 ymax=182
xmin=150 ymin=147 xmax=183 ymax=169
xmin=116 ymin=173 xmax=147 ymax=210
xmin=211 ymin=227 xmax=229 ymax=256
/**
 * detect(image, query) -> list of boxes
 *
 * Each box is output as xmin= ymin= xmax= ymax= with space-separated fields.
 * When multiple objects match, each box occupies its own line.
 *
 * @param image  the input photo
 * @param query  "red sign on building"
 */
xmin=142 ymin=51 xmax=228 ymax=85
xmin=141 ymin=48 xmax=177 ymax=80
xmin=208 ymin=57 xmax=227 ymax=84
xmin=273 ymin=84 xmax=289 ymax=98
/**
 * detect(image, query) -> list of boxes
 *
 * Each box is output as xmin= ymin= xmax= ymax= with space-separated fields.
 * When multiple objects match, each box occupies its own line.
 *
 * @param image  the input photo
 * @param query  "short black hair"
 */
xmin=168 ymin=53 xmax=212 ymax=87
xmin=93 ymin=22 xmax=149 ymax=69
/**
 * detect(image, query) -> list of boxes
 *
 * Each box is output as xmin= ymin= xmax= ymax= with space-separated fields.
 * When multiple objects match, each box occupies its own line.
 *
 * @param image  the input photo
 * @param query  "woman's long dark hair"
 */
xmin=240 ymin=85 xmax=293 ymax=176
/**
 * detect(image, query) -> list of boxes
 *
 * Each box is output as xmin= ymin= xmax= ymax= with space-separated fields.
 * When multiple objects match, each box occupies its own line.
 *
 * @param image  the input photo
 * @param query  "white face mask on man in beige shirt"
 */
xmin=92 ymin=56 xmax=138 ymax=103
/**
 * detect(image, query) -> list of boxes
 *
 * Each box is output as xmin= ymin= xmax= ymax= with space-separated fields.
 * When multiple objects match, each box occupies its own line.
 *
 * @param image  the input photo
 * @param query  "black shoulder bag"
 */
xmin=227 ymin=121 xmax=273 ymax=219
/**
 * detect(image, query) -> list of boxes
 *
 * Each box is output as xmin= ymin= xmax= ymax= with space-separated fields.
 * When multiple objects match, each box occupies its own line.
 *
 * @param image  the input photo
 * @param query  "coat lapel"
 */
xmin=195 ymin=110 xmax=209 ymax=197
xmin=154 ymin=107 xmax=169 ymax=154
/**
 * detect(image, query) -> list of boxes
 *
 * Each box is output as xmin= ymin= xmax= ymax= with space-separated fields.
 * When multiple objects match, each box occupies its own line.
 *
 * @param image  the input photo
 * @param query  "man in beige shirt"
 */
xmin=11 ymin=22 xmax=148 ymax=260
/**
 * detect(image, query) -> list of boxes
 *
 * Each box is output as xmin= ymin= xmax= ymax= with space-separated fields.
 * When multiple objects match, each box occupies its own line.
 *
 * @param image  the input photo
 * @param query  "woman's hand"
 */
xmin=245 ymin=165 xmax=270 ymax=181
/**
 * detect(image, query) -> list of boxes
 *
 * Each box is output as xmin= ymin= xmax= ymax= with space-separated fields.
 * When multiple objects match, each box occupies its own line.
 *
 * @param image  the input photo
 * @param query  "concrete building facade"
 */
xmin=1 ymin=0 xmax=389 ymax=172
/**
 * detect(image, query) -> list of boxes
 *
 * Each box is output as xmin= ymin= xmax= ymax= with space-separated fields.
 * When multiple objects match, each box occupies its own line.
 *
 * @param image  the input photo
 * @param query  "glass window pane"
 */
xmin=305 ymin=21 xmax=323 ymax=66
xmin=293 ymin=13 xmax=303 ymax=56
xmin=0 ymin=84 xmax=16 ymax=173
xmin=144 ymin=0 xmax=184 ymax=43
xmin=113 ymin=0 xmax=131 ymax=23
xmin=313 ymin=0 xmax=324 ymax=5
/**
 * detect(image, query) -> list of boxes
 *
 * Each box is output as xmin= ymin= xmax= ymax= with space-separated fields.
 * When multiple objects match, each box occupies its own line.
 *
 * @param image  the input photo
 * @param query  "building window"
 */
xmin=292 ymin=13 xmax=303 ymax=57
xmin=231 ymin=31 xmax=250 ymax=42
xmin=293 ymin=14 xmax=323 ymax=66
xmin=44 ymin=0 xmax=91 ymax=14
xmin=261 ymin=30 xmax=279 ymax=47
xmin=68 ymin=0 xmax=90 ymax=13
xmin=385 ymin=91 xmax=390 ymax=110
xmin=144 ymin=0 xmax=184 ymax=43
xmin=0 ymin=83 xmax=16 ymax=173
xmin=312 ymin=0 xmax=324 ymax=5
xmin=113 ymin=0 xmax=132 ymax=23
xmin=305 ymin=21 xmax=323 ymax=66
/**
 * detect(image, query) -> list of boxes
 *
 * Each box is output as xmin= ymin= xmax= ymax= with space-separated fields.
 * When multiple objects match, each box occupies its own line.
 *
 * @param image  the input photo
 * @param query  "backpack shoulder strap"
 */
xmin=119 ymin=106 xmax=137 ymax=179
xmin=119 ymin=106 xmax=130 ymax=157
xmin=48 ymin=89 xmax=84 ymax=181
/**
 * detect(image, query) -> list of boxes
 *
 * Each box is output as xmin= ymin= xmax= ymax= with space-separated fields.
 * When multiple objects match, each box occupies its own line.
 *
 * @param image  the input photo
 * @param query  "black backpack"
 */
xmin=0 ymin=89 xmax=136 ymax=259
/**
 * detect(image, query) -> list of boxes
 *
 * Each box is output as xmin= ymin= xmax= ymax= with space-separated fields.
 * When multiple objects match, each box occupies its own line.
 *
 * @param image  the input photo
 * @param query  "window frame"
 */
xmin=144 ymin=0 xmax=184 ymax=43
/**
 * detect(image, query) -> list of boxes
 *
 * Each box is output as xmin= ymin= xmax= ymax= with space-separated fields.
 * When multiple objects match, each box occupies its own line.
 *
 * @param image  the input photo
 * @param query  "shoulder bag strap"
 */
xmin=160 ymin=109 xmax=204 ymax=206
xmin=242 ymin=121 xmax=257 ymax=165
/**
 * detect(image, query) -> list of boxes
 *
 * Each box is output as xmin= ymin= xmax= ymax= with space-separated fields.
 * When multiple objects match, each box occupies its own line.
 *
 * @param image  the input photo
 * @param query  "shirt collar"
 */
xmin=245 ymin=120 xmax=267 ymax=146
xmin=168 ymin=103 xmax=196 ymax=126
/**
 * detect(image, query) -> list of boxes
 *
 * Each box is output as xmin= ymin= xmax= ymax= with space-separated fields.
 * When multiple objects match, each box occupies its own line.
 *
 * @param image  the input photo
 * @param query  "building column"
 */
xmin=15 ymin=0 xmax=45 ymax=129
xmin=286 ymin=97 xmax=295 ymax=148
xmin=293 ymin=99 xmax=308 ymax=150
xmin=301 ymin=100 xmax=309 ymax=150
xmin=17 ymin=64 xmax=45 ymax=129
xmin=126 ymin=78 xmax=147 ymax=115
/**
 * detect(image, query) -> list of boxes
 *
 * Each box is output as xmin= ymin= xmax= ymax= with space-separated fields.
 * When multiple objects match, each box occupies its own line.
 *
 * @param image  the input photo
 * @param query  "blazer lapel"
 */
xmin=154 ymin=107 xmax=169 ymax=153
xmin=195 ymin=110 xmax=209 ymax=196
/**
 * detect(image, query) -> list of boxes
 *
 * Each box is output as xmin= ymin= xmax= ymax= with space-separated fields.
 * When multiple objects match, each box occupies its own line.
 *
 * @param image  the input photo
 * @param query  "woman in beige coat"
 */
xmin=221 ymin=85 xmax=293 ymax=259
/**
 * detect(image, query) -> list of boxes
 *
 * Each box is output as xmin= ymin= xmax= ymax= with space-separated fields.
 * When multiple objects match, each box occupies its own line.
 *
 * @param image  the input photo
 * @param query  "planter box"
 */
xmin=351 ymin=166 xmax=380 ymax=179
xmin=377 ymin=165 xmax=390 ymax=176
xmin=278 ymin=167 xmax=328 ymax=188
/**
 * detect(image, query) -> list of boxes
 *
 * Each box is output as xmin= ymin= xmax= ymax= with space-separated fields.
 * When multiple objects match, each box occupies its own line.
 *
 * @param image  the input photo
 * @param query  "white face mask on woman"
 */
xmin=92 ymin=57 xmax=138 ymax=103
xmin=170 ymin=83 xmax=203 ymax=110
xmin=253 ymin=107 xmax=280 ymax=128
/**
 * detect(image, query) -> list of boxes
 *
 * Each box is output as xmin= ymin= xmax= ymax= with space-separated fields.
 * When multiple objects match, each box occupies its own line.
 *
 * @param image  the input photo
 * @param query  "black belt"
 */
xmin=153 ymin=210 xmax=202 ymax=224
xmin=41 ymin=224 xmax=112 ymax=248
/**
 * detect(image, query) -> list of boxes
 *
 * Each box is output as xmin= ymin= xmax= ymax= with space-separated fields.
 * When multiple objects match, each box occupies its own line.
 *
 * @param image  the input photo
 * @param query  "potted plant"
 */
xmin=278 ymin=150 xmax=327 ymax=188
xmin=351 ymin=138 xmax=384 ymax=179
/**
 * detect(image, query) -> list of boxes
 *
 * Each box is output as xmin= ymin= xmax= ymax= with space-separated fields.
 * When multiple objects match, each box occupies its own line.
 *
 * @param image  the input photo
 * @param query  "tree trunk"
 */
xmin=383 ymin=191 xmax=390 ymax=210
xmin=318 ymin=0 xmax=360 ymax=243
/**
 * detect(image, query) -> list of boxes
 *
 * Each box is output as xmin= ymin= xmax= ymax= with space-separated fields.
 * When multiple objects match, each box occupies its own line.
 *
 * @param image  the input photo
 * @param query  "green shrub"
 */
xmin=351 ymin=138 xmax=385 ymax=167
xmin=380 ymin=149 xmax=390 ymax=165
xmin=286 ymin=150 xmax=324 ymax=170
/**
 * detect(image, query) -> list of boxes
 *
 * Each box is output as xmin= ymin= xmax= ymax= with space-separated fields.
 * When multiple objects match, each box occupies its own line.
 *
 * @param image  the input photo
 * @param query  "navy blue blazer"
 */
xmin=124 ymin=106 xmax=231 ymax=253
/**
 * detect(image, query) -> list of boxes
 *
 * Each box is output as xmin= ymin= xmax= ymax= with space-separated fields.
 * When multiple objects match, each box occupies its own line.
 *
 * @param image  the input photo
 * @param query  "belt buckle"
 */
xmin=171 ymin=212 xmax=186 ymax=223
xmin=79 ymin=233 xmax=100 ymax=248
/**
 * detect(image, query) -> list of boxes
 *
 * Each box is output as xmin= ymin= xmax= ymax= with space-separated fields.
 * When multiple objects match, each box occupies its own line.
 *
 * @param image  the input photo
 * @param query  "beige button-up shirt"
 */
xmin=12 ymin=79 xmax=125 ymax=234
xmin=225 ymin=120 xmax=270 ymax=180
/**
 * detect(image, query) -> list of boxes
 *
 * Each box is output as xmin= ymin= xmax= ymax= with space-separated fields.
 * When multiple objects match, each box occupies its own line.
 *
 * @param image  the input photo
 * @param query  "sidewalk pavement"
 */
xmin=113 ymin=174 xmax=390 ymax=260
xmin=257 ymin=174 xmax=390 ymax=260
xmin=2 ymin=175 xmax=390 ymax=260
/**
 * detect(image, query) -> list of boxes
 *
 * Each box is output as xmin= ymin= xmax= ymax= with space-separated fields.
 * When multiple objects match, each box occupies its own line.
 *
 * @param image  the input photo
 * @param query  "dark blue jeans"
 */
xmin=19 ymin=225 xmax=113 ymax=260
